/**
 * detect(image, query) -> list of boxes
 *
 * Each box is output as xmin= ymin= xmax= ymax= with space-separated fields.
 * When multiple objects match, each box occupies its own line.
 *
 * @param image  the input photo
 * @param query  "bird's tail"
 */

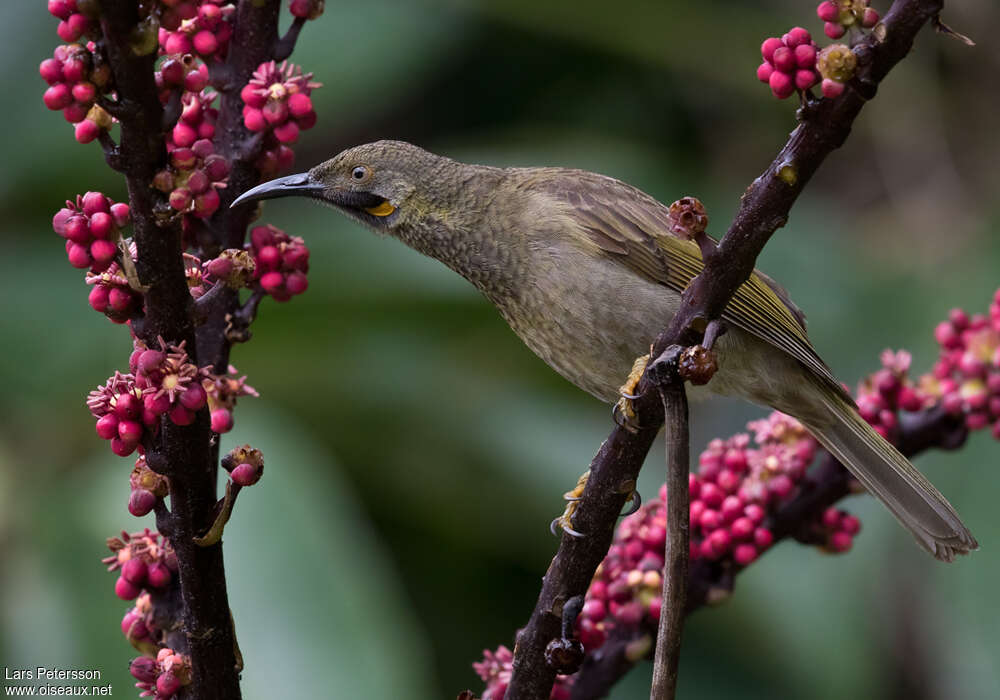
xmin=798 ymin=381 xmax=977 ymax=562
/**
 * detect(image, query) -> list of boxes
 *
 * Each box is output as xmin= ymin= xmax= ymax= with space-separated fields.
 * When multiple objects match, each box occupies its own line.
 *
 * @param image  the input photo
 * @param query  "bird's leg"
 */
xmin=615 ymin=353 xmax=651 ymax=433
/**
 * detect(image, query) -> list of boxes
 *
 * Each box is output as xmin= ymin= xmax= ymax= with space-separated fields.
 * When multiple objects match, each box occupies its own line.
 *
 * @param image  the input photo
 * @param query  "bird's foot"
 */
xmin=549 ymin=472 xmax=643 ymax=537
xmin=550 ymin=470 xmax=590 ymax=538
xmin=615 ymin=354 xmax=650 ymax=433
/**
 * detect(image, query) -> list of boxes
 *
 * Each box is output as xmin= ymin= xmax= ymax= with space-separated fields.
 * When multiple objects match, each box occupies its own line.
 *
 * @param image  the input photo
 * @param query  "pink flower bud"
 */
xmin=211 ymin=408 xmax=234 ymax=433
xmin=172 ymin=121 xmax=197 ymax=148
xmin=784 ymin=27 xmax=812 ymax=47
xmin=193 ymin=29 xmax=218 ymax=55
xmin=241 ymin=83 xmax=266 ymax=108
xmin=72 ymin=81 xmax=96 ymax=103
xmin=95 ymin=413 xmax=119 ymax=439
xmin=122 ymin=557 xmax=149 ymax=586
xmin=115 ymin=392 xmax=142 ymax=420
xmin=192 ymin=188 xmax=221 ymax=218
xmin=169 ymin=404 xmax=195 ymax=426
xmin=129 ymin=657 xmax=157 ymax=683
xmin=88 ymin=284 xmax=110 ymax=313
xmin=147 ymin=562 xmax=173 ymax=588
xmin=169 ymin=187 xmax=192 ymax=211
xmin=160 ymin=57 xmax=185 ymax=84
xmin=157 ymin=673 xmax=181 ymax=696
xmin=204 ymin=154 xmax=230 ymax=181
xmin=48 ymin=0 xmax=75 ymax=21
xmin=761 ymin=37 xmax=783 ymax=63
xmin=824 ymin=21 xmax=846 ymax=39
xmin=118 ymin=419 xmax=144 ymax=444
xmin=260 ymin=270 xmax=285 ymax=293
xmin=144 ymin=393 xmax=171 ymax=417
xmin=184 ymin=66 xmax=209 ymax=92
xmin=90 ymin=239 xmax=117 ymax=265
xmin=171 ymin=147 xmax=197 ymax=170
xmin=180 ymin=383 xmax=207 ymax=411
xmin=861 ymin=7 xmax=879 ymax=28
xmin=43 ymin=83 xmax=73 ymax=110
xmin=67 ymin=242 xmax=92 ymax=268
xmin=753 ymin=527 xmax=774 ymax=549
xmin=821 ymin=78 xmax=845 ymax=98
xmin=841 ymin=514 xmax=861 ymax=535
xmin=231 ymin=462 xmax=262 ymax=486
xmin=730 ymin=516 xmax=754 ymax=540
xmin=121 ymin=611 xmax=148 ymax=639
xmin=828 ymin=531 xmax=852 ymax=552
xmin=816 ymin=1 xmax=839 ymax=22
xmin=821 ymin=507 xmax=841 ymax=529
xmin=109 ymin=287 xmax=135 ymax=313
xmin=262 ymin=99 xmax=289 ymax=125
xmin=115 ymin=576 xmax=142 ymax=600
xmin=285 ymin=271 xmax=308 ymax=295
xmin=63 ymin=102 xmax=88 ymax=123
xmin=129 ymin=488 xmax=157 ymax=517
xmin=757 ymin=62 xmax=774 ymax=83
xmin=733 ymin=543 xmax=758 ymax=565
xmin=274 ymin=119 xmax=300 ymax=144
xmin=288 ymin=92 xmax=313 ymax=117
xmin=771 ymin=46 xmax=795 ymax=73
xmin=164 ymin=32 xmax=192 ymax=55
xmin=769 ymin=71 xmax=795 ymax=99
xmin=699 ymin=508 xmax=722 ymax=532
xmin=74 ymin=119 xmax=100 ymax=144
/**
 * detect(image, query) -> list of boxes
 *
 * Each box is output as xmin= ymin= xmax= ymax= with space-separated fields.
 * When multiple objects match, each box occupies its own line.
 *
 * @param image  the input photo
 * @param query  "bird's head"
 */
xmin=231 ymin=140 xmax=452 ymax=234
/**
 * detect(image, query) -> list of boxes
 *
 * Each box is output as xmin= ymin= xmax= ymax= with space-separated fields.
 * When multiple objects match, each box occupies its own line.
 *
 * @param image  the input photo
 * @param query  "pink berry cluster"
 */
xmin=289 ymin=0 xmax=325 ymax=20
xmin=155 ymin=136 xmax=230 ymax=220
xmin=157 ymin=0 xmax=235 ymax=61
xmin=128 ymin=455 xmax=170 ymax=517
xmin=926 ymin=295 xmax=1000 ymax=438
xmin=241 ymin=60 xmax=321 ymax=175
xmin=129 ymin=649 xmax=192 ymax=700
xmin=53 ymin=191 xmax=130 ymax=272
xmin=473 ymin=646 xmax=572 ymax=700
xmin=40 ymin=42 xmax=113 ymax=143
xmin=103 ymin=529 xmax=177 ymax=602
xmin=248 ymin=224 xmax=310 ymax=301
xmin=816 ymin=0 xmax=880 ymax=39
xmin=757 ymin=28 xmax=820 ymax=99
xmin=815 ymin=507 xmax=862 ymax=552
xmin=87 ymin=260 xmax=144 ymax=324
xmin=155 ymin=54 xmax=209 ymax=95
xmin=48 ymin=0 xmax=96 ymax=42
xmin=855 ymin=349 xmax=923 ymax=441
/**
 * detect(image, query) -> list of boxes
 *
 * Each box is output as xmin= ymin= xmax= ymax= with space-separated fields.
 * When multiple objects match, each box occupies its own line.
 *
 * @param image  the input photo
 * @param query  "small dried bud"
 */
xmin=544 ymin=637 xmax=585 ymax=675
xmin=678 ymin=345 xmax=718 ymax=385
xmin=667 ymin=197 xmax=708 ymax=239
xmin=816 ymin=43 xmax=857 ymax=83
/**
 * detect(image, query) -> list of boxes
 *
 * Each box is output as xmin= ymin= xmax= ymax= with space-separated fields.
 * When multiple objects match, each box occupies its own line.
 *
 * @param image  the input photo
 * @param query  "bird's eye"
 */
xmin=351 ymin=166 xmax=370 ymax=181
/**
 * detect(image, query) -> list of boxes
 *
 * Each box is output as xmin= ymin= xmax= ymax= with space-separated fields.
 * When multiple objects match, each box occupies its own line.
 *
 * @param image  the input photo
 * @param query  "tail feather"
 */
xmin=801 ymin=385 xmax=977 ymax=562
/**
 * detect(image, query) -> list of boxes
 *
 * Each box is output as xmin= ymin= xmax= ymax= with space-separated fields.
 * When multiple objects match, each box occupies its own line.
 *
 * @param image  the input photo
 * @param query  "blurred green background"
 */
xmin=2 ymin=1 xmax=999 ymax=698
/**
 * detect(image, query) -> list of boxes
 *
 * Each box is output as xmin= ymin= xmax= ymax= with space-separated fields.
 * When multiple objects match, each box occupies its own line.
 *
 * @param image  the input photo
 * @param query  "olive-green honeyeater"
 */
xmin=232 ymin=140 xmax=976 ymax=562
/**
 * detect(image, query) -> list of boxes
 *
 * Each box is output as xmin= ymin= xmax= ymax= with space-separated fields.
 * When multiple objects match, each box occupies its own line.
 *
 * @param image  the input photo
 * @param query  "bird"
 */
xmin=231 ymin=139 xmax=977 ymax=562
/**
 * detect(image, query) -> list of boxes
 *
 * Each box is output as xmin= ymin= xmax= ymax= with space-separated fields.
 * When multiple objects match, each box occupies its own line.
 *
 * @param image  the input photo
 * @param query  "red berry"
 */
xmin=816 ymin=1 xmax=838 ymax=22
xmin=753 ymin=527 xmax=774 ymax=549
xmin=48 ymin=0 xmax=75 ymax=21
xmin=243 ymin=107 xmax=266 ymax=132
xmin=172 ymin=121 xmax=197 ymax=148
xmin=169 ymin=187 xmax=192 ymax=211
xmin=180 ymin=383 xmax=207 ymax=411
xmin=192 ymin=188 xmax=221 ymax=218
xmin=730 ymin=517 xmax=754 ymax=540
xmin=120 ymin=611 xmax=148 ymax=640
xmin=841 ymin=514 xmax=861 ymax=535
xmin=118 ymin=419 xmax=144 ymax=444
xmin=109 ymin=287 xmax=134 ymax=313
xmin=861 ymin=7 xmax=879 ymax=27
xmin=71 ymin=81 xmax=96 ymax=103
xmin=169 ymin=404 xmax=195 ymax=426
xmin=824 ymin=21 xmax=846 ymax=39
xmin=260 ymin=270 xmax=286 ymax=293
xmin=90 ymin=239 xmax=117 ymax=265
xmin=757 ymin=62 xmax=774 ymax=83
xmin=288 ymin=92 xmax=313 ymax=117
xmin=164 ymin=32 xmax=192 ymax=54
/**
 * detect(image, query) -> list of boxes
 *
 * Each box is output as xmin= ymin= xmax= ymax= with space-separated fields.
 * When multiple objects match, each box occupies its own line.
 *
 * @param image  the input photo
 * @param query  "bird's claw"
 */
xmin=551 ymin=470 xmax=591 ymax=538
xmin=621 ymin=488 xmax=642 ymax=517
xmin=615 ymin=354 xmax=650 ymax=433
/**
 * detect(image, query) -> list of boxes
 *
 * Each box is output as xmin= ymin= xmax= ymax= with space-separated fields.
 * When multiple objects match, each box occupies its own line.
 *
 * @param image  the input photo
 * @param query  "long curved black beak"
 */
xmin=230 ymin=172 xmax=325 ymax=208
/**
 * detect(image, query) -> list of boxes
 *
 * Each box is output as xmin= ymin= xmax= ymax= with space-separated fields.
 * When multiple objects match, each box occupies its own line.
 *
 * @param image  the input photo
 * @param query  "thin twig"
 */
xmin=649 ymin=349 xmax=690 ymax=700
xmin=274 ymin=16 xmax=307 ymax=60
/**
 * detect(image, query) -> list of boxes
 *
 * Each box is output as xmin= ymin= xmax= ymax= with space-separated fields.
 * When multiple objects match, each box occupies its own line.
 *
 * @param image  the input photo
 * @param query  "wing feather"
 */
xmin=536 ymin=170 xmax=852 ymax=403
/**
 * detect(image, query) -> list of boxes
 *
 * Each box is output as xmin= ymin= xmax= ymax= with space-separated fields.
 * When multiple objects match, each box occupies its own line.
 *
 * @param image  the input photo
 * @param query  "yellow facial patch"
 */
xmin=365 ymin=201 xmax=396 ymax=217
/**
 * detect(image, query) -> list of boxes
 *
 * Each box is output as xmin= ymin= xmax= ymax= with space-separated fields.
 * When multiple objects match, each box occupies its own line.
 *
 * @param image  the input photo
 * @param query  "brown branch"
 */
xmin=569 ymin=399 xmax=967 ymax=698
xmin=99 ymin=2 xmax=242 ymax=698
xmin=505 ymin=0 xmax=946 ymax=696
xmin=649 ymin=351 xmax=690 ymax=700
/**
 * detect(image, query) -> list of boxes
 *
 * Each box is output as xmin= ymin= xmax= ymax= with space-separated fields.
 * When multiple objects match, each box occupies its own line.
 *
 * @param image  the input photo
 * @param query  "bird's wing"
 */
xmin=539 ymin=170 xmax=852 ymax=403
